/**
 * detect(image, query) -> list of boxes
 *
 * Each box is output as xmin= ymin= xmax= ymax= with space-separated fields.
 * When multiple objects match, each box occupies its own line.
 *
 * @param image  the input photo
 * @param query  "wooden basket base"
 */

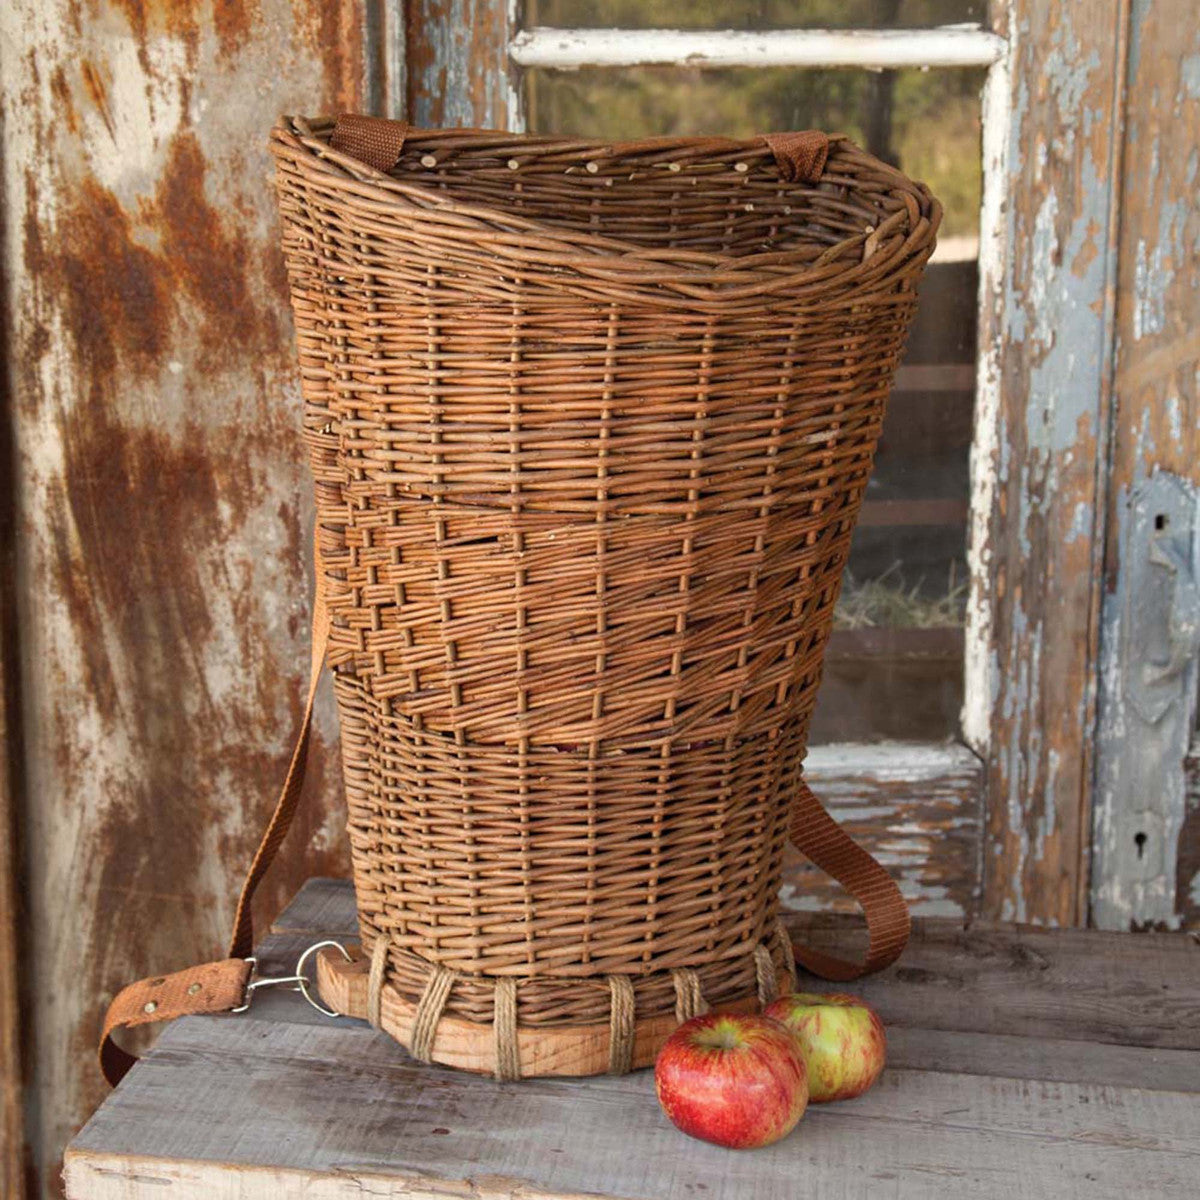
xmin=316 ymin=946 xmax=788 ymax=1078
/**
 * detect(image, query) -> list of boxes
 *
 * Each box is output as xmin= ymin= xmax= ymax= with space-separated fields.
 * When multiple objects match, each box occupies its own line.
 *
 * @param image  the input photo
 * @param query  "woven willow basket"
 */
xmin=270 ymin=114 xmax=940 ymax=1080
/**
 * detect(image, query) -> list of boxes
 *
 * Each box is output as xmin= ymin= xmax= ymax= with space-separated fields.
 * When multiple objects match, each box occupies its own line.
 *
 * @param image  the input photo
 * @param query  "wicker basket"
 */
xmin=270 ymin=114 xmax=941 ymax=1079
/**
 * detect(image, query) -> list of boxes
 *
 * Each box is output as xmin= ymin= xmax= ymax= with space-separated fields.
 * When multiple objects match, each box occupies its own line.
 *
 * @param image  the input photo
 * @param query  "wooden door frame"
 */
xmin=0 ymin=257 xmax=28 ymax=1200
xmin=968 ymin=0 xmax=1131 ymax=926
xmin=385 ymin=0 xmax=1135 ymax=929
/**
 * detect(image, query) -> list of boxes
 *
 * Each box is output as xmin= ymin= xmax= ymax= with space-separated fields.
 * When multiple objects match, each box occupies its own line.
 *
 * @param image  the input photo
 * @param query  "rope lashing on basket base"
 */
xmin=359 ymin=931 xmax=794 ymax=1077
xmin=754 ymin=943 xmax=780 ymax=1006
xmin=366 ymin=936 xmax=390 ymax=1030
xmin=368 ymin=936 xmax=458 ymax=1063
xmin=493 ymin=978 xmax=521 ymax=1081
xmin=671 ymin=968 xmax=708 ymax=1024
xmin=607 ymin=975 xmax=636 ymax=1075
xmin=410 ymin=966 xmax=457 ymax=1063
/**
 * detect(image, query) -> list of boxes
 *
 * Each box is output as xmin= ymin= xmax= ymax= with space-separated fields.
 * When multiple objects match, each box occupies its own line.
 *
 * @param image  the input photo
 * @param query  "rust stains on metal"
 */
xmin=79 ymin=60 xmax=116 ymax=140
xmin=23 ymin=130 xmax=281 ymax=394
xmin=24 ymin=176 xmax=174 ymax=389
xmin=294 ymin=0 xmax=368 ymax=116
xmin=3 ymin=1 xmax=368 ymax=1191
xmin=156 ymin=130 xmax=278 ymax=360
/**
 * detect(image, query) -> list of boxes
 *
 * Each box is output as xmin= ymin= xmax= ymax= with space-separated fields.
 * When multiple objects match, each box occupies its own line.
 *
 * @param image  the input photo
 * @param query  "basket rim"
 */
xmin=273 ymin=115 xmax=942 ymax=299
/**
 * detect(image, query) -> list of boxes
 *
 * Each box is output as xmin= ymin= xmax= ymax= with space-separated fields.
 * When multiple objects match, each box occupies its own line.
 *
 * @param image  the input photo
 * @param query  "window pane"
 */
xmin=525 ymin=65 xmax=983 ymax=742
xmin=524 ymin=1 xmax=986 ymax=31
xmin=524 ymin=66 xmax=983 ymax=239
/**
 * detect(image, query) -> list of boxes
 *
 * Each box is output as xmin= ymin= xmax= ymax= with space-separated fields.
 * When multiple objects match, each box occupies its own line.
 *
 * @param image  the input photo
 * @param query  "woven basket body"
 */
xmin=271 ymin=117 xmax=940 ymax=1077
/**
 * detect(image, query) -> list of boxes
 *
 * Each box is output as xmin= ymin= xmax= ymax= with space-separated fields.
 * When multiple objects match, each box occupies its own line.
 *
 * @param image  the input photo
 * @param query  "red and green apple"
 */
xmin=763 ymin=992 xmax=886 ymax=1102
xmin=654 ymin=1013 xmax=808 ymax=1149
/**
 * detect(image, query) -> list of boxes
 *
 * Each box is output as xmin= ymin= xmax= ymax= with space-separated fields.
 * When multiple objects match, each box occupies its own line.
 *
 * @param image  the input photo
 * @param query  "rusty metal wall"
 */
xmin=0 ymin=2 xmax=367 ymax=1193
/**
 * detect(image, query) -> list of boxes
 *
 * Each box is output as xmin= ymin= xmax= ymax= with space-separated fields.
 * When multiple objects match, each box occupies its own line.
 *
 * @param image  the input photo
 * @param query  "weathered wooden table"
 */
xmin=65 ymin=879 xmax=1200 ymax=1198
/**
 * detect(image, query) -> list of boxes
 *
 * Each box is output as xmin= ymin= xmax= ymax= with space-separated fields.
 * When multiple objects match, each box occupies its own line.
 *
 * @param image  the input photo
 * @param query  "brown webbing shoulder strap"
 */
xmin=99 ymin=548 xmax=330 ymax=1086
xmin=787 ymin=780 xmax=911 ymax=980
xmin=226 ymin=546 xmax=330 ymax=961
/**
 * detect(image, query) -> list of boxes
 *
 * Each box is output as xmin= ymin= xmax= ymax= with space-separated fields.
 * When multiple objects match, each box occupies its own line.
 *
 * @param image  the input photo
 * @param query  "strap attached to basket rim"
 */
xmin=762 ymin=131 xmax=830 ymax=183
xmin=325 ymin=113 xmax=830 ymax=186
xmin=98 ymin=544 xmax=907 ymax=1086
xmin=329 ymin=113 xmax=409 ymax=173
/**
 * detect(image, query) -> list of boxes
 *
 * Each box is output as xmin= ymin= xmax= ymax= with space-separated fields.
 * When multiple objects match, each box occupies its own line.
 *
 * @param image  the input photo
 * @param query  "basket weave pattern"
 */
xmin=272 ymin=118 xmax=938 ymax=1050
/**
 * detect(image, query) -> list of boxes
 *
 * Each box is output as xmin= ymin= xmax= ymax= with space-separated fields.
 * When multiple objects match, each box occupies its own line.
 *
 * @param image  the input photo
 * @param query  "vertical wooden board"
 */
xmin=406 ymin=0 xmax=517 ymax=128
xmin=0 ymin=291 xmax=28 ymax=1194
xmin=0 ymin=1 xmax=367 ymax=1193
xmin=1092 ymin=3 xmax=1200 ymax=930
xmin=971 ymin=0 xmax=1128 ymax=924
xmin=1182 ymin=748 xmax=1200 ymax=927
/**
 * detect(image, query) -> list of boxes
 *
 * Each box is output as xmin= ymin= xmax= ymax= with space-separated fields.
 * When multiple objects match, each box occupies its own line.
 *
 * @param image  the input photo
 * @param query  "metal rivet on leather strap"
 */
xmin=187 ymin=982 xmax=201 ymax=995
xmin=143 ymin=1001 xmax=157 ymax=1014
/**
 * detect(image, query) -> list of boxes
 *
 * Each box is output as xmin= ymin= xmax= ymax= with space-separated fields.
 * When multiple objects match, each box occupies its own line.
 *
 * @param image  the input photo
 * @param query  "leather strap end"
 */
xmin=763 ymin=131 xmax=830 ymax=184
xmin=329 ymin=113 xmax=410 ymax=174
xmin=99 ymin=958 xmax=252 ymax=1087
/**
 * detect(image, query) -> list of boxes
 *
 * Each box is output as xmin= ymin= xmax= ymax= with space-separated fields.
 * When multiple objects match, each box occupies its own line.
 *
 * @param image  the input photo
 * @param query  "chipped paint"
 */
xmin=407 ymin=0 xmax=516 ymax=128
xmin=971 ymin=0 xmax=1128 ymax=926
xmin=783 ymin=743 xmax=984 ymax=920
xmin=1092 ymin=3 xmax=1200 ymax=932
xmin=962 ymin=30 xmax=1012 ymax=754
xmin=508 ymin=25 xmax=1006 ymax=70
xmin=1 ymin=0 xmax=366 ymax=1191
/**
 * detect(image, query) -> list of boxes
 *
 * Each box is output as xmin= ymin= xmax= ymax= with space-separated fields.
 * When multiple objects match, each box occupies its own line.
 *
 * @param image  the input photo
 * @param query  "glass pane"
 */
xmin=525 ymin=1 xmax=986 ymax=31
xmin=525 ymin=67 xmax=983 ymax=240
xmin=525 ymin=65 xmax=983 ymax=741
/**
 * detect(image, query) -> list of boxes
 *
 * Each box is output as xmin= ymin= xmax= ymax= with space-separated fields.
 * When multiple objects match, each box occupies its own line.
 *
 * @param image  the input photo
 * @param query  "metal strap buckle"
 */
xmin=232 ymin=940 xmax=353 ymax=1018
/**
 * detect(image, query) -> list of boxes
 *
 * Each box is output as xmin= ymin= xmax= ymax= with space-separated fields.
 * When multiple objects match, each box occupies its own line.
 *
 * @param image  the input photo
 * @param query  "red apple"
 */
xmin=763 ymin=992 xmax=886 ymax=1102
xmin=654 ymin=1013 xmax=808 ymax=1149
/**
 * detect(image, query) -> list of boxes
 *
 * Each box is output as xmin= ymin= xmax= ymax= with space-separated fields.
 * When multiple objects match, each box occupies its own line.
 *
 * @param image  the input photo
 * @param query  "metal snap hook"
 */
xmin=232 ymin=941 xmax=353 ymax=1018
xmin=295 ymin=940 xmax=354 ymax=1018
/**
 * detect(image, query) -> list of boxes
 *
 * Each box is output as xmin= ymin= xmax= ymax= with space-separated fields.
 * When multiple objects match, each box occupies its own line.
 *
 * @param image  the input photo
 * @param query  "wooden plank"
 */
xmin=406 ymin=0 xmax=518 ymax=129
xmin=967 ymin=0 xmax=1130 ymax=924
xmin=509 ymin=26 xmax=1007 ymax=70
xmin=857 ymin=499 xmax=969 ymax=528
xmin=893 ymin=363 xmax=977 ymax=393
xmin=0 ymin=306 xmax=26 ymax=1196
xmin=255 ymin=949 xmax=1200 ymax=1093
xmin=787 ymin=744 xmax=982 ymax=919
xmin=788 ymin=914 xmax=1200 ymax=1050
xmin=272 ymin=876 xmax=358 ymax=938
xmin=887 ymin=1026 xmax=1200 ymax=1094
xmin=0 ymin=3 xmax=370 ymax=1192
xmin=63 ymin=1014 xmax=1200 ymax=1200
xmin=1091 ymin=4 xmax=1200 ymax=930
xmin=825 ymin=628 xmax=964 ymax=658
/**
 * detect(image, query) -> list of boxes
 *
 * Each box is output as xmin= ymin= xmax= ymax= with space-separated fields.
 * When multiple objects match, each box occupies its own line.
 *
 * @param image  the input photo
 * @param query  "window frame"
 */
xmin=395 ymin=0 xmax=1130 ymax=927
